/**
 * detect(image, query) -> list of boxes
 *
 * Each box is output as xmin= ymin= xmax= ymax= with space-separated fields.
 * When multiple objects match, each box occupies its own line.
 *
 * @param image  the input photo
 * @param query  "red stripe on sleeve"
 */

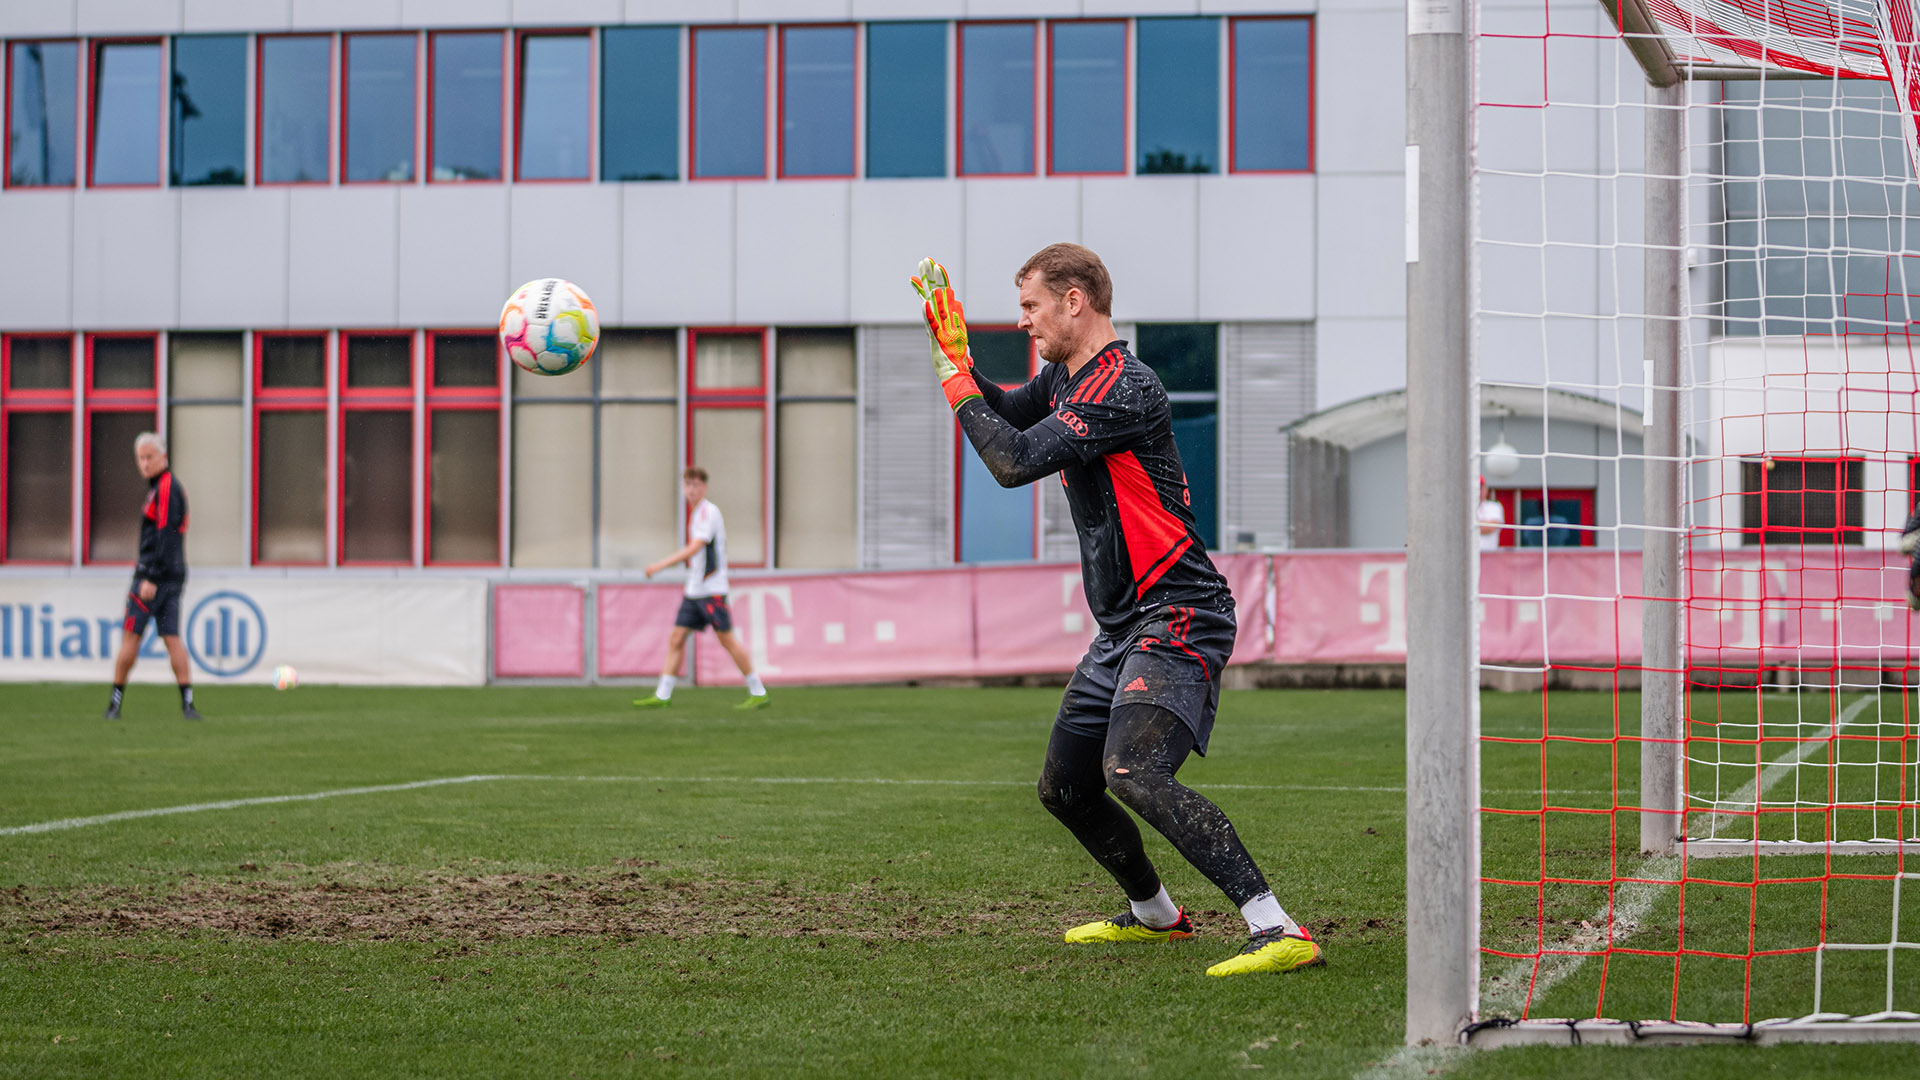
xmin=1068 ymin=351 xmax=1118 ymax=404
xmin=155 ymin=474 xmax=171 ymax=529
xmin=1106 ymin=450 xmax=1193 ymax=596
xmin=1079 ymin=352 xmax=1125 ymax=405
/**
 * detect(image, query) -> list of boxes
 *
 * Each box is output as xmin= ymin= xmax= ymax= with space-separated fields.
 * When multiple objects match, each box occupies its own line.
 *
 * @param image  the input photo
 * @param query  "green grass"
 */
xmin=0 ymin=683 xmax=1916 ymax=1079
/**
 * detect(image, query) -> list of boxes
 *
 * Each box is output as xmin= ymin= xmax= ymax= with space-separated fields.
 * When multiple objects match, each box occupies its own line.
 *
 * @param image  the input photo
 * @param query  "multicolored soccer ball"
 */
xmin=272 ymin=665 xmax=299 ymax=691
xmin=500 ymin=278 xmax=599 ymax=376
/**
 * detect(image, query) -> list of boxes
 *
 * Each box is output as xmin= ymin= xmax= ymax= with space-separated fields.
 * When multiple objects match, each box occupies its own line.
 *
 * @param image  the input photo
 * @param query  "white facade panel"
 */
xmin=1083 ymin=176 xmax=1199 ymax=322
xmin=1315 ymin=172 xmax=1403 ymax=320
xmin=6 ymin=0 xmax=77 ymax=36
xmin=738 ymin=0 xmax=853 ymax=21
xmin=962 ymin=179 xmax=1079 ymax=325
xmin=71 ymin=190 xmax=178 ymax=329
xmin=848 ymin=0 xmax=957 ymax=17
xmin=1314 ymin=316 xmax=1402 ymax=411
xmin=1197 ymin=175 xmax=1313 ymax=320
xmin=848 ymin=180 xmax=964 ymax=324
xmin=510 ymin=0 xmax=623 ymax=25
xmin=76 ymin=0 xmax=176 ymax=36
xmin=1083 ymin=0 xmax=1205 ymax=15
xmin=184 ymin=0 xmax=293 ymax=33
xmin=0 ymin=192 xmax=75 ymax=331
xmin=509 ymin=185 xmax=623 ymax=325
xmin=1315 ymin=9 xmax=1405 ymax=176
xmin=964 ymin=1 xmax=1078 ymax=17
xmin=621 ymin=182 xmax=735 ymax=325
xmin=737 ymin=182 xmax=851 ymax=325
xmin=288 ymin=186 xmax=401 ymax=327
xmin=180 ymin=189 xmax=290 ymax=328
xmin=398 ymin=185 xmax=511 ymax=326
xmin=1202 ymin=0 xmax=1315 ymax=12
xmin=400 ymin=0 xmax=511 ymax=28
xmin=291 ymin=0 xmax=403 ymax=30
xmin=626 ymin=0 xmax=737 ymax=23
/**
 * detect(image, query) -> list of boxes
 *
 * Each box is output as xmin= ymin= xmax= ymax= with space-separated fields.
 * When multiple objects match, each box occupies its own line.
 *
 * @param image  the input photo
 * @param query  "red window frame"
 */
xmin=426 ymin=29 xmax=507 ymax=185
xmin=4 ymin=38 xmax=82 ymax=189
xmin=689 ymin=25 xmax=771 ymax=181
xmin=0 ymin=334 xmax=78 ymax=563
xmin=1489 ymin=487 xmax=1597 ymax=549
xmin=956 ymin=20 xmax=1038 ymax=178
xmin=1227 ymin=15 xmax=1315 ymax=176
xmin=423 ymin=330 xmax=504 ymax=567
xmin=251 ymin=331 xmax=330 ymax=567
xmin=512 ymin=28 xmax=595 ymax=183
xmin=337 ymin=330 xmax=414 ymax=566
xmin=685 ymin=327 xmax=768 ymax=568
xmin=339 ymin=31 xmax=418 ymax=185
xmin=80 ymin=333 xmax=159 ymax=565
xmin=86 ymin=37 xmax=165 ymax=189
xmin=952 ymin=329 xmax=1039 ymax=563
xmin=1045 ymin=19 xmax=1129 ymax=178
xmin=255 ymin=33 xmax=334 ymax=187
xmin=777 ymin=23 xmax=858 ymax=180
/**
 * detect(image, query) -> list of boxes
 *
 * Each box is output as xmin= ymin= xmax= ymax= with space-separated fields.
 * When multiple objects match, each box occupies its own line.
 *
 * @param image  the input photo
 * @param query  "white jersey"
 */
xmin=684 ymin=498 xmax=729 ymax=598
xmin=1477 ymin=498 xmax=1506 ymax=551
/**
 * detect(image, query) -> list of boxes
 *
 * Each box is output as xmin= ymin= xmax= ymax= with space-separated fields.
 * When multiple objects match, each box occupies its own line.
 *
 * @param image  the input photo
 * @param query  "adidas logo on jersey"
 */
xmin=1124 ymin=676 xmax=1149 ymax=692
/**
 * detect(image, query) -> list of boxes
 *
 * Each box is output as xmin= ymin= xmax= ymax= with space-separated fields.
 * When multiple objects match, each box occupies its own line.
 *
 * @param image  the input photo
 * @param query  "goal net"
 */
xmin=1468 ymin=0 xmax=1920 ymax=1044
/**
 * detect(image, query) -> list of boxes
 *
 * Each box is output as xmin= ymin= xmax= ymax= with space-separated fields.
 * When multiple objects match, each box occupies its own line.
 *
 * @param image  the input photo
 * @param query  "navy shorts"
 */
xmin=124 ymin=578 xmax=184 ymax=638
xmin=674 ymin=595 xmax=734 ymax=633
xmin=1054 ymin=604 xmax=1236 ymax=755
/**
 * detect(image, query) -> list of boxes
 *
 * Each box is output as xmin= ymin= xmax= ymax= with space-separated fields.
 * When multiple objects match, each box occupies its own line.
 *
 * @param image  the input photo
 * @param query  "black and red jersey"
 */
xmin=136 ymin=468 xmax=189 ymax=584
xmin=958 ymin=340 xmax=1232 ymax=632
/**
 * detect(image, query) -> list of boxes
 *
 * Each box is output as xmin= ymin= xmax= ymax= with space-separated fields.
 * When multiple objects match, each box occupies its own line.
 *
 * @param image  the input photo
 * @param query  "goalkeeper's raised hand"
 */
xmin=910 ymin=257 xmax=983 ymax=409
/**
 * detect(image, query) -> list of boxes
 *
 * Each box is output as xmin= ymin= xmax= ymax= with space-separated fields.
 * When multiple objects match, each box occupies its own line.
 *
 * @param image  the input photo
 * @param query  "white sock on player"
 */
xmin=655 ymin=675 xmax=676 ymax=701
xmin=744 ymin=673 xmax=766 ymax=696
xmin=1240 ymin=891 xmax=1297 ymax=936
xmin=1130 ymin=885 xmax=1182 ymax=929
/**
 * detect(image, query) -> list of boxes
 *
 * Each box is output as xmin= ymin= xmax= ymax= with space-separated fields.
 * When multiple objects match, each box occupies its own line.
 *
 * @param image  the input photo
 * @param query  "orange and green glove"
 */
xmin=909 ymin=257 xmax=982 ymax=409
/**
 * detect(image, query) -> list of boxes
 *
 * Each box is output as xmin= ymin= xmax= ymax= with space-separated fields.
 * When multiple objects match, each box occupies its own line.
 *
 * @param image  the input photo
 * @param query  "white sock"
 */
xmin=1240 ymin=891 xmax=1297 ymax=936
xmin=655 ymin=675 xmax=676 ymax=700
xmin=744 ymin=673 xmax=766 ymax=696
xmin=1129 ymin=885 xmax=1181 ymax=930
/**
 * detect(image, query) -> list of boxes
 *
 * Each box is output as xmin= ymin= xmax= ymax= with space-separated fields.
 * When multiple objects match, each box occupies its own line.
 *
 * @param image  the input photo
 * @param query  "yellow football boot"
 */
xmin=1063 ymin=909 xmax=1194 ymax=943
xmin=1205 ymin=927 xmax=1324 ymax=977
xmin=736 ymin=694 xmax=772 ymax=711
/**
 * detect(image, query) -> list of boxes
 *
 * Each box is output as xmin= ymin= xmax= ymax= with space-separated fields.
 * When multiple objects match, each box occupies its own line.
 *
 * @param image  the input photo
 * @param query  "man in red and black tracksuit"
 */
xmin=106 ymin=432 xmax=200 ymax=721
xmin=911 ymin=244 xmax=1321 ymax=977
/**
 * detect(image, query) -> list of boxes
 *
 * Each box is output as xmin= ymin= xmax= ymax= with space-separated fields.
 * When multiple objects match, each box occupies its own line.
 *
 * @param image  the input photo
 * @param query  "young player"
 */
xmin=910 ymin=244 xmax=1320 ymax=977
xmin=634 ymin=467 xmax=770 ymax=710
xmin=105 ymin=432 xmax=201 ymax=721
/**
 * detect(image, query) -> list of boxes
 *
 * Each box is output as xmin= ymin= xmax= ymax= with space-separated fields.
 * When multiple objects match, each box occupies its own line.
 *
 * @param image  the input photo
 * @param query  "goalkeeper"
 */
xmin=911 ymin=244 xmax=1321 ymax=977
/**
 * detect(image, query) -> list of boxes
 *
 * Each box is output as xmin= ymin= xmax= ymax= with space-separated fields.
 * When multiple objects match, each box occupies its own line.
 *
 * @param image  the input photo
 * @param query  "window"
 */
xmin=430 ymin=31 xmax=504 ymax=182
xmin=775 ymin=329 xmax=856 ymax=567
xmin=1 ymin=335 xmax=74 ymax=562
xmin=83 ymin=335 xmax=158 ymax=564
xmin=601 ymin=26 xmax=678 ymax=181
xmin=1137 ymin=18 xmax=1218 ymax=174
xmin=688 ymin=330 xmax=766 ymax=565
xmin=89 ymin=40 xmax=162 ymax=186
xmin=339 ymin=333 xmax=413 ymax=563
xmin=957 ymin=329 xmax=1036 ymax=562
xmin=1230 ymin=17 xmax=1312 ymax=173
xmin=170 ymin=35 xmax=245 ymax=186
xmin=958 ymin=22 xmax=1035 ymax=176
xmin=692 ymin=27 xmax=767 ymax=179
xmin=516 ymin=31 xmax=591 ymax=181
xmin=866 ymin=22 xmax=944 ymax=178
xmin=343 ymin=33 xmax=416 ymax=183
xmin=780 ymin=25 xmax=855 ymax=178
xmin=426 ymin=333 xmax=501 ymax=564
xmin=1137 ymin=323 xmax=1219 ymax=550
xmin=1740 ymin=458 xmax=1864 ymax=545
xmin=1048 ymin=21 xmax=1126 ymax=175
xmin=253 ymin=333 xmax=328 ymax=564
xmin=167 ymin=333 xmax=243 ymax=566
xmin=1489 ymin=488 xmax=1596 ymax=548
xmin=6 ymin=40 xmax=79 ymax=187
xmin=258 ymin=35 xmax=331 ymax=184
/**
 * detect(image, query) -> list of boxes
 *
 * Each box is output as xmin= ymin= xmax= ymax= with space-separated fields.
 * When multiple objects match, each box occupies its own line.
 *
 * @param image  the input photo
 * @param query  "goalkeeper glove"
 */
xmin=910 ymin=257 xmax=983 ymax=409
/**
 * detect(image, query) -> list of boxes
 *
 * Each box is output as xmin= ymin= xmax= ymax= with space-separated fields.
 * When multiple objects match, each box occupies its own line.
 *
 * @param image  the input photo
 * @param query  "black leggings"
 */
xmin=1036 ymin=703 xmax=1270 ymax=907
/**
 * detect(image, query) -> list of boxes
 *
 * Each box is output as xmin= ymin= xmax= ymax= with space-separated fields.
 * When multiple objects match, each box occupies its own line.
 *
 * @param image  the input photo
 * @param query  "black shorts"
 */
xmin=674 ymin=595 xmax=733 ymax=633
xmin=124 ymin=578 xmax=184 ymax=638
xmin=1054 ymin=604 xmax=1235 ymax=755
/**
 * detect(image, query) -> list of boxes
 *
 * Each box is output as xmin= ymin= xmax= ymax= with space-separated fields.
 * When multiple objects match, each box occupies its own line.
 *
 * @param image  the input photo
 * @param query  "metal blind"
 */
xmin=859 ymin=326 xmax=954 ymax=568
xmin=1221 ymin=322 xmax=1315 ymax=550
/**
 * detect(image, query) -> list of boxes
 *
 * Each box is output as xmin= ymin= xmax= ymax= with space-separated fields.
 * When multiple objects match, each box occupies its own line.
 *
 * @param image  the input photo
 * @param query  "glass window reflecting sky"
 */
xmin=1049 ymin=22 xmax=1124 ymax=174
xmin=432 ymin=31 xmax=503 ymax=181
xmin=7 ymin=41 xmax=77 ymax=186
xmin=865 ymin=22 xmax=944 ymax=179
xmin=781 ymin=26 xmax=854 ymax=177
xmin=693 ymin=27 xmax=766 ymax=179
xmin=960 ymin=22 xmax=1034 ymax=176
xmin=1137 ymin=18 xmax=1218 ymax=175
xmin=171 ymin=35 xmax=246 ymax=186
xmin=518 ymin=34 xmax=591 ymax=180
xmin=91 ymin=41 xmax=161 ymax=185
xmin=345 ymin=34 xmax=415 ymax=182
xmin=259 ymin=36 xmax=330 ymax=183
xmin=1232 ymin=18 xmax=1310 ymax=172
xmin=602 ymin=26 xmax=678 ymax=181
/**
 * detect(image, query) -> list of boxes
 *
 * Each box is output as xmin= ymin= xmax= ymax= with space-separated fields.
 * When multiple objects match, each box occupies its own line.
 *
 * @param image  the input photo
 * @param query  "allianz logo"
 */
xmin=0 ymin=590 xmax=267 ymax=678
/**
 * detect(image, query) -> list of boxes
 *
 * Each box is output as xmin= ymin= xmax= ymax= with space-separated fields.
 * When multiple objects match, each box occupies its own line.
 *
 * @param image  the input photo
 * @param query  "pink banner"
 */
xmin=492 ymin=585 xmax=584 ymax=678
xmin=596 ymin=583 xmax=691 ymax=678
xmin=691 ymin=570 xmax=976 ymax=686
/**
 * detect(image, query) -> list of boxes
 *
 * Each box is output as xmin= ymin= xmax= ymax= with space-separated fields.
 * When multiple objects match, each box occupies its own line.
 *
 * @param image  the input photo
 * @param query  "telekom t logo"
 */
xmin=1358 ymin=561 xmax=1408 ymax=654
xmin=731 ymin=584 xmax=794 ymax=675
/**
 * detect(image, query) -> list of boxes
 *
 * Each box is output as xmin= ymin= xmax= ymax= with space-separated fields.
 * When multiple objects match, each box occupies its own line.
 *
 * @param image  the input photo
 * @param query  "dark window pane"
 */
xmin=960 ymin=23 xmax=1034 ymax=175
xmin=1170 ymin=401 xmax=1217 ymax=550
xmin=1137 ymin=18 xmax=1218 ymax=174
xmin=1516 ymin=494 xmax=1589 ymax=548
xmin=1049 ymin=22 xmax=1125 ymax=174
xmin=344 ymin=34 xmax=415 ymax=182
xmin=969 ymin=329 xmax=1030 ymax=387
xmin=960 ymin=448 xmax=1033 ymax=562
xmin=781 ymin=26 xmax=854 ymax=177
xmin=91 ymin=337 xmax=156 ymax=389
xmin=346 ymin=335 xmax=411 ymax=388
xmin=260 ymin=36 xmax=331 ymax=183
xmin=87 ymin=409 xmax=154 ymax=562
xmin=1135 ymin=323 xmax=1217 ymax=392
xmin=1740 ymin=458 xmax=1865 ymax=545
xmin=866 ymin=23 xmax=944 ymax=178
xmin=261 ymin=335 xmax=325 ymax=388
xmin=430 ymin=409 xmax=500 ymax=563
xmin=343 ymin=410 xmax=413 ymax=562
xmin=517 ymin=34 xmax=590 ymax=180
xmin=692 ymin=27 xmax=766 ymax=179
xmin=1232 ymin=19 xmax=1310 ymax=172
xmin=601 ymin=26 xmax=678 ymax=181
xmin=4 ymin=411 xmax=72 ymax=560
xmin=433 ymin=334 xmax=497 ymax=387
xmin=256 ymin=410 xmax=326 ymax=562
xmin=7 ymin=336 xmax=72 ymax=390
xmin=7 ymin=41 xmax=78 ymax=186
xmin=170 ymin=35 xmax=245 ymax=186
xmin=432 ymin=32 xmax=502 ymax=181
xmin=91 ymin=42 xmax=161 ymax=185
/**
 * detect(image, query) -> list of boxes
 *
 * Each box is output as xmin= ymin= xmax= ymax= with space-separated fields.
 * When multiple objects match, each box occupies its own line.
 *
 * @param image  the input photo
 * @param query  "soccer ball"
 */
xmin=500 ymin=278 xmax=599 ymax=376
xmin=272 ymin=665 xmax=299 ymax=691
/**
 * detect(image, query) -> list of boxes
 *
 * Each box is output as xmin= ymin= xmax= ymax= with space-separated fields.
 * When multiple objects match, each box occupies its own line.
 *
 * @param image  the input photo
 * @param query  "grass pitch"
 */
xmin=0 ymin=683 xmax=1915 ymax=1079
